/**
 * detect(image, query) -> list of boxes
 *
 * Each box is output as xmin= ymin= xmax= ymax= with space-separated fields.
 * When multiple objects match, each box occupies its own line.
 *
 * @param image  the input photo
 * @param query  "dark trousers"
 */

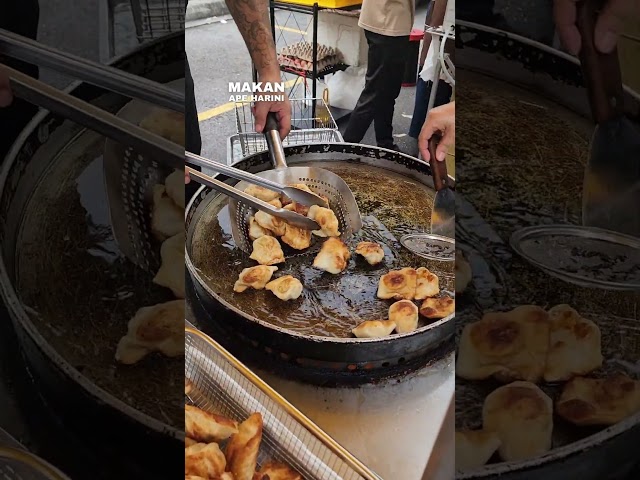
xmin=343 ymin=30 xmax=409 ymax=147
xmin=185 ymin=56 xmax=202 ymax=201
xmin=408 ymin=78 xmax=453 ymax=139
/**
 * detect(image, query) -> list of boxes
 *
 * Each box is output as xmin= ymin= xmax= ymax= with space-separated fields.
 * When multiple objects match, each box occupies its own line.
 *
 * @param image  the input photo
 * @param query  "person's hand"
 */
xmin=554 ymin=0 xmax=637 ymax=55
xmin=252 ymin=73 xmax=292 ymax=140
xmin=419 ymin=102 xmax=455 ymax=162
xmin=185 ymin=170 xmax=190 ymax=184
xmin=0 ymin=69 xmax=13 ymax=107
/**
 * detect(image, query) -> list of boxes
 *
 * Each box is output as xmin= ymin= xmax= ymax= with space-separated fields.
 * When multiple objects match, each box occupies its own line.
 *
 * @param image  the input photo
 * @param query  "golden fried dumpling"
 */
xmin=153 ymin=231 xmax=185 ymax=298
xmin=265 ymin=275 xmax=303 ymax=301
xmin=244 ymin=185 xmax=280 ymax=202
xmin=455 ymin=430 xmax=501 ymax=472
xmin=268 ymin=198 xmax=283 ymax=209
xmin=419 ymin=295 xmax=454 ymax=319
xmin=312 ymin=237 xmax=351 ymax=274
xmin=165 ymin=169 xmax=185 ymax=209
xmin=415 ymin=267 xmax=440 ymax=300
xmin=556 ymin=373 xmax=640 ymax=426
xmin=254 ymin=461 xmax=302 ymax=480
xmin=185 ymin=442 xmax=226 ymax=478
xmin=115 ymin=300 xmax=184 ymax=364
xmin=281 ymin=183 xmax=312 ymax=206
xmin=151 ymin=184 xmax=183 ymax=241
xmin=377 ymin=268 xmax=418 ymax=300
xmin=217 ymin=474 xmax=235 ymax=480
xmin=185 ymin=476 xmax=207 ymax=480
xmin=234 ymin=265 xmax=278 ymax=293
xmin=283 ymin=200 xmax=310 ymax=217
xmin=185 ymin=405 xmax=239 ymax=443
xmin=225 ymin=413 xmax=263 ymax=480
xmin=456 ymin=250 xmax=472 ymax=293
xmin=139 ymin=109 xmax=185 ymax=146
xmin=308 ymin=205 xmax=341 ymax=237
xmin=543 ymin=304 xmax=603 ymax=382
xmin=249 ymin=236 xmax=285 ymax=266
xmin=254 ymin=210 xmax=287 ymax=236
xmin=389 ymin=300 xmax=419 ymax=333
xmin=281 ymin=223 xmax=312 ymax=250
xmin=352 ymin=320 xmax=397 ymax=338
xmin=482 ymin=381 xmax=553 ymax=462
xmin=248 ymin=216 xmax=272 ymax=241
xmin=456 ymin=305 xmax=549 ymax=383
xmin=355 ymin=241 xmax=385 ymax=265
xmin=185 ymin=437 xmax=198 ymax=448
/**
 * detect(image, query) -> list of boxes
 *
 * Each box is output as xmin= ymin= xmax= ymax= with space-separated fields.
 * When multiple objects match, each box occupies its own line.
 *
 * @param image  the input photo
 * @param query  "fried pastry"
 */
xmin=415 ymin=267 xmax=440 ymax=300
xmin=217 ymin=474 xmax=235 ymax=480
xmin=482 ymin=381 xmax=553 ymax=462
xmin=139 ymin=109 xmax=185 ymax=145
xmin=151 ymin=185 xmax=183 ymax=240
xmin=456 ymin=305 xmax=549 ymax=383
xmin=308 ymin=205 xmax=340 ymax=237
xmin=455 ymin=250 xmax=472 ymax=293
xmin=312 ymin=237 xmax=351 ymax=274
xmin=419 ymin=295 xmax=454 ymax=319
xmin=377 ymin=268 xmax=418 ymax=300
xmin=244 ymin=185 xmax=280 ymax=202
xmin=164 ymin=169 xmax=185 ymax=209
xmin=185 ymin=437 xmax=198 ymax=448
xmin=185 ymin=405 xmax=239 ymax=443
xmin=265 ymin=275 xmax=303 ymax=301
xmin=153 ymin=231 xmax=185 ymax=298
xmin=249 ymin=236 xmax=285 ymax=266
xmin=281 ymin=223 xmax=312 ymax=250
xmin=355 ymin=242 xmax=385 ymax=265
xmin=556 ymin=373 xmax=640 ymax=426
xmin=455 ymin=430 xmax=501 ymax=472
xmin=283 ymin=200 xmax=309 ymax=217
xmin=249 ymin=216 xmax=273 ymax=241
xmin=234 ymin=266 xmax=278 ymax=293
xmin=225 ymin=413 xmax=263 ymax=480
xmin=254 ymin=210 xmax=287 ymax=236
xmin=268 ymin=198 xmax=283 ymax=209
xmin=543 ymin=304 xmax=603 ymax=382
xmin=185 ymin=442 xmax=226 ymax=478
xmin=254 ymin=461 xmax=302 ymax=480
xmin=352 ymin=320 xmax=397 ymax=338
xmin=185 ymin=476 xmax=206 ymax=480
xmin=115 ymin=299 xmax=184 ymax=364
xmin=389 ymin=300 xmax=419 ymax=333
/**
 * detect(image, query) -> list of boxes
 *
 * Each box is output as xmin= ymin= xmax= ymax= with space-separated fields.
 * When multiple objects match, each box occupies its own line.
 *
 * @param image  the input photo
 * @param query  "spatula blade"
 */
xmin=430 ymin=187 xmax=455 ymax=239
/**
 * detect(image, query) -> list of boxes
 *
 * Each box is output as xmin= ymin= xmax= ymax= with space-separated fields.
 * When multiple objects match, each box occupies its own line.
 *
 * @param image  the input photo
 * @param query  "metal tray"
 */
xmin=185 ymin=325 xmax=382 ymax=480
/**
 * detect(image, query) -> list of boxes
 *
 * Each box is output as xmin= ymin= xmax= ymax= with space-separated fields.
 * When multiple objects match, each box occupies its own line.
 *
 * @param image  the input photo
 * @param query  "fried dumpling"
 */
xmin=352 ymin=320 xmax=397 ymax=338
xmin=254 ymin=462 xmax=302 ymax=480
xmin=115 ymin=299 xmax=184 ymax=364
xmin=185 ymin=442 xmax=226 ymax=478
xmin=556 ymin=373 xmax=640 ymax=426
xmin=153 ymin=231 xmax=185 ymax=298
xmin=265 ymin=275 xmax=303 ymax=301
xmin=151 ymin=184 xmax=183 ymax=240
xmin=377 ymin=268 xmax=418 ymax=300
xmin=543 ymin=304 xmax=603 ymax=382
xmin=308 ymin=205 xmax=340 ymax=237
xmin=281 ymin=223 xmax=312 ymax=250
xmin=419 ymin=295 xmax=454 ymax=319
xmin=268 ymin=198 xmax=283 ymax=209
xmin=254 ymin=210 xmax=287 ymax=236
xmin=456 ymin=305 xmax=549 ymax=383
xmin=312 ymin=237 xmax=351 ymax=274
xmin=482 ymin=381 xmax=553 ymax=462
xmin=244 ymin=185 xmax=280 ymax=202
xmin=225 ymin=413 xmax=263 ymax=480
xmin=249 ymin=216 xmax=272 ymax=241
xmin=165 ymin=169 xmax=185 ymax=209
xmin=217 ymin=474 xmax=235 ymax=480
xmin=389 ymin=300 xmax=419 ymax=333
xmin=185 ymin=405 xmax=239 ymax=442
xmin=456 ymin=250 xmax=472 ymax=293
xmin=281 ymin=183 xmax=313 ymax=206
xmin=139 ymin=109 xmax=185 ymax=145
xmin=455 ymin=430 xmax=501 ymax=472
xmin=415 ymin=267 xmax=440 ymax=300
xmin=185 ymin=437 xmax=198 ymax=448
xmin=249 ymin=236 xmax=285 ymax=266
xmin=283 ymin=200 xmax=310 ymax=217
xmin=355 ymin=241 xmax=385 ymax=265
xmin=185 ymin=476 xmax=207 ymax=480
xmin=234 ymin=265 xmax=278 ymax=293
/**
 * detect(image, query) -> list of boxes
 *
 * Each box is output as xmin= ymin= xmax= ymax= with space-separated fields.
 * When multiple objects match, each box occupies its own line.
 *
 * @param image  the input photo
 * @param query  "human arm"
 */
xmin=420 ymin=0 xmax=448 ymax=66
xmin=418 ymin=101 xmax=454 ymax=162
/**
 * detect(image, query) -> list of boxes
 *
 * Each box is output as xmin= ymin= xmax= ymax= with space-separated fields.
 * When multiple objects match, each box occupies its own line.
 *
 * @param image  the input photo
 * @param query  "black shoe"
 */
xmin=378 ymin=143 xmax=400 ymax=152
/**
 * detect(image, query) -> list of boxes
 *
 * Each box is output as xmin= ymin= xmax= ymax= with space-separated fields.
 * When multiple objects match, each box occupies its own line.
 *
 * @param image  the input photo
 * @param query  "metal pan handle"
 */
xmin=428 ymin=132 xmax=450 ymax=191
xmin=264 ymin=111 xmax=288 ymax=170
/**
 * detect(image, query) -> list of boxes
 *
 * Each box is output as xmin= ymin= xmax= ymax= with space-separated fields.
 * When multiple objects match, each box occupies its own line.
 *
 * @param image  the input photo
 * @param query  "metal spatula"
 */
xmin=578 ymin=0 xmax=640 ymax=237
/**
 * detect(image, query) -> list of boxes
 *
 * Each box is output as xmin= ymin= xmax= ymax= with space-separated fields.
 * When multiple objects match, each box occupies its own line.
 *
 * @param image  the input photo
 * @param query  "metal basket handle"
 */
xmin=0 ymin=447 xmax=71 ymax=480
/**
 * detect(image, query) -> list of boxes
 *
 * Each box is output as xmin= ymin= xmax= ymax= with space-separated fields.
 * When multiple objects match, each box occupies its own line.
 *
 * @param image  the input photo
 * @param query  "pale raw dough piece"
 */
xmin=455 ymin=430 xmax=501 ymax=472
xmin=233 ymin=265 xmax=278 ymax=292
xmin=153 ymin=232 xmax=185 ymax=298
xmin=139 ymin=109 xmax=185 ymax=146
xmin=543 ymin=304 xmax=603 ymax=382
xmin=254 ymin=210 xmax=287 ymax=236
xmin=456 ymin=250 xmax=472 ymax=293
xmin=281 ymin=223 xmax=312 ymax=250
xmin=377 ymin=268 xmax=418 ymax=300
xmin=419 ymin=295 xmax=455 ymax=319
xmin=225 ymin=413 xmax=263 ymax=480
xmin=556 ymin=373 xmax=640 ymax=426
xmin=151 ymin=185 xmax=183 ymax=240
xmin=185 ymin=405 xmax=238 ymax=443
xmin=312 ymin=237 xmax=351 ymax=274
xmin=248 ymin=216 xmax=272 ymax=241
xmin=482 ymin=381 xmax=553 ymax=462
xmin=115 ymin=299 xmax=184 ymax=364
xmin=355 ymin=242 xmax=385 ymax=265
xmin=165 ymin=169 xmax=185 ymax=209
xmin=265 ymin=275 xmax=303 ymax=301
xmin=249 ymin=236 xmax=285 ymax=266
xmin=244 ymin=185 xmax=280 ymax=202
xmin=308 ymin=205 xmax=340 ymax=237
xmin=389 ymin=300 xmax=419 ymax=333
xmin=352 ymin=320 xmax=397 ymax=338
xmin=415 ymin=267 xmax=440 ymax=300
xmin=185 ymin=442 xmax=226 ymax=478
xmin=456 ymin=305 xmax=550 ymax=383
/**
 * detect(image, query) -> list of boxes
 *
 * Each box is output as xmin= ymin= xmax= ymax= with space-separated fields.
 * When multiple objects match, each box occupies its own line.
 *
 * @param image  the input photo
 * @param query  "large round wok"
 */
xmin=455 ymin=22 xmax=640 ymax=480
xmin=186 ymin=143 xmax=456 ymax=386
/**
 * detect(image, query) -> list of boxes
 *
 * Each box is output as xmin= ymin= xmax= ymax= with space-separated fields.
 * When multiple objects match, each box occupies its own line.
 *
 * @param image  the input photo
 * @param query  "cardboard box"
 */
xmin=316 ymin=10 xmax=368 ymax=67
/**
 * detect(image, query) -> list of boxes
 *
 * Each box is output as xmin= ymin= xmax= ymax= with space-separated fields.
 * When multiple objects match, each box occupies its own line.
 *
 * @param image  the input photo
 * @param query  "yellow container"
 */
xmin=277 ymin=0 xmax=362 ymax=8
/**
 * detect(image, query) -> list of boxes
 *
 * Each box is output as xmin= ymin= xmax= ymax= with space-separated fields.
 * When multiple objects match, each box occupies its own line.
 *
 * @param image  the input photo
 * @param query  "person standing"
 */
xmin=342 ymin=0 xmax=415 ymax=151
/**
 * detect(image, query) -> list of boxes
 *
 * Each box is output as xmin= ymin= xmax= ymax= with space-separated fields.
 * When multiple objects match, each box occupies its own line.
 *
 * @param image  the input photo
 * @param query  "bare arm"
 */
xmin=420 ymin=0 xmax=448 ymax=65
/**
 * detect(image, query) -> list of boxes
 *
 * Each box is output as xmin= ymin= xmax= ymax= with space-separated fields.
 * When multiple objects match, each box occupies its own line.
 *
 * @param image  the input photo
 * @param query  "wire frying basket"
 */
xmin=129 ymin=0 xmax=185 ymax=42
xmin=185 ymin=325 xmax=382 ymax=480
xmin=0 ymin=428 xmax=71 ymax=480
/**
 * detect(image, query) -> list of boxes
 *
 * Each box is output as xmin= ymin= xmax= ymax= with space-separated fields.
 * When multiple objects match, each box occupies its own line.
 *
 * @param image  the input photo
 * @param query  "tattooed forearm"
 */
xmin=225 ymin=0 xmax=279 ymax=77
